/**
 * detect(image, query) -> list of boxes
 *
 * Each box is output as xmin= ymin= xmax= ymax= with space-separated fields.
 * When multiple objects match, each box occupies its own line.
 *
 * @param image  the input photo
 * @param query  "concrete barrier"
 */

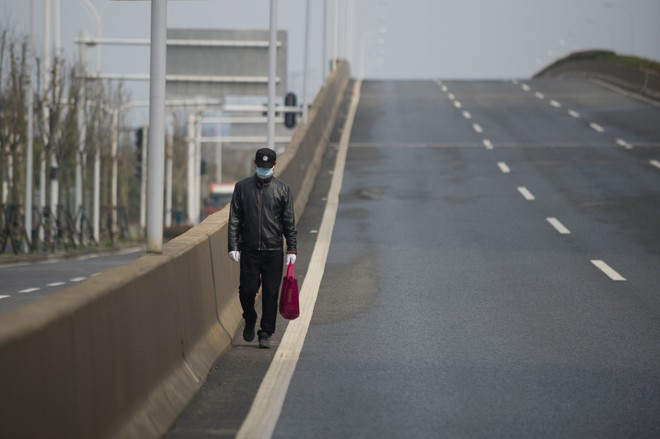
xmin=536 ymin=58 xmax=660 ymax=101
xmin=0 ymin=61 xmax=350 ymax=439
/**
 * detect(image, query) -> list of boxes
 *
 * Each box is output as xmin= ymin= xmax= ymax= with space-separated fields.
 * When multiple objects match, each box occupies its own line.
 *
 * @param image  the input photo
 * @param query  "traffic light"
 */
xmin=135 ymin=127 xmax=143 ymax=181
xmin=284 ymin=92 xmax=297 ymax=129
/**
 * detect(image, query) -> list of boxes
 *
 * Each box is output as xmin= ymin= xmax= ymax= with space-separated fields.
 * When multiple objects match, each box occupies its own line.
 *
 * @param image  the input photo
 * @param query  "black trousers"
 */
xmin=239 ymin=250 xmax=284 ymax=335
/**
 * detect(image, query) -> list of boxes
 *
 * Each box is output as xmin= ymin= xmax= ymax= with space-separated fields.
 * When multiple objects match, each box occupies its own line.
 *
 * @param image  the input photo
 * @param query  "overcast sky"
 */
xmin=1 ymin=0 xmax=658 ymax=123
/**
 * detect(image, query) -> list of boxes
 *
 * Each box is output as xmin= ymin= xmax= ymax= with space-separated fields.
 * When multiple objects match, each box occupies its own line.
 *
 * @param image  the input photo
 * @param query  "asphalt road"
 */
xmin=171 ymin=78 xmax=660 ymax=438
xmin=0 ymin=247 xmax=144 ymax=314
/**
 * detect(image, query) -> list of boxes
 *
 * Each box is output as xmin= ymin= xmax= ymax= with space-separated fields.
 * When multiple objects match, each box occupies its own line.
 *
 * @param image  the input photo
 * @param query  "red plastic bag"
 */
xmin=279 ymin=262 xmax=300 ymax=320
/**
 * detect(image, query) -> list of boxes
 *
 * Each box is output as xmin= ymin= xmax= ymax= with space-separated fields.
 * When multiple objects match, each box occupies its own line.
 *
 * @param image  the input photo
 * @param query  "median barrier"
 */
xmin=0 ymin=60 xmax=351 ymax=438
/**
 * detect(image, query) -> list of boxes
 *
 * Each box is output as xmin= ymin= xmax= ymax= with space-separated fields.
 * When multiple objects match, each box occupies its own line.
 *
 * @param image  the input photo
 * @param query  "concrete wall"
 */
xmin=536 ymin=59 xmax=660 ymax=101
xmin=0 ymin=61 xmax=350 ymax=439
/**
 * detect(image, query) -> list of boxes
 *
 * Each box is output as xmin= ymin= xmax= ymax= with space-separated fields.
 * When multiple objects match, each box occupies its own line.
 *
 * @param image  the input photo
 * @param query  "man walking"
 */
xmin=228 ymin=148 xmax=297 ymax=349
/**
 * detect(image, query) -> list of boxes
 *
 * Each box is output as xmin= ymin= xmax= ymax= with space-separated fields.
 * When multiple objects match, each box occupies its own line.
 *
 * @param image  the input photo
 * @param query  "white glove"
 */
xmin=287 ymin=254 xmax=296 ymax=265
xmin=229 ymin=251 xmax=240 ymax=262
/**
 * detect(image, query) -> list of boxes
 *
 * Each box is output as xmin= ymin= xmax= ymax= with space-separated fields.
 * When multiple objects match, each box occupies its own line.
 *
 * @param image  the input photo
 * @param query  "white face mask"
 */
xmin=255 ymin=167 xmax=273 ymax=179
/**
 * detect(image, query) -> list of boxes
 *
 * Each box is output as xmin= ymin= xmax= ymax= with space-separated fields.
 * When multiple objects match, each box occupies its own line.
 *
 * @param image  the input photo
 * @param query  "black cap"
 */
xmin=255 ymin=148 xmax=276 ymax=168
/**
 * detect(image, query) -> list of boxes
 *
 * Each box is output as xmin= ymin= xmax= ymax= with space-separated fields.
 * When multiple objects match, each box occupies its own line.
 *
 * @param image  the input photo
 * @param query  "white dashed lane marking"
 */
xmin=483 ymin=139 xmax=494 ymax=150
xmin=19 ymin=288 xmax=40 ymax=293
xmin=650 ymin=160 xmax=660 ymax=170
xmin=591 ymin=260 xmax=626 ymax=281
xmin=517 ymin=186 xmax=536 ymax=201
xmin=550 ymin=100 xmax=562 ymax=108
xmin=535 ymin=92 xmax=545 ymax=100
xmin=521 ymin=84 xmax=530 ymax=91
xmin=590 ymin=122 xmax=605 ymax=133
xmin=473 ymin=123 xmax=483 ymax=133
xmin=616 ymin=139 xmax=633 ymax=149
xmin=71 ymin=277 xmax=87 ymax=282
xmin=48 ymin=282 xmax=66 ymax=287
xmin=462 ymin=111 xmax=472 ymax=119
xmin=546 ymin=217 xmax=571 ymax=235
xmin=453 ymin=101 xmax=462 ymax=108
xmin=497 ymin=162 xmax=511 ymax=174
xmin=568 ymin=110 xmax=581 ymax=118
xmin=447 ymin=93 xmax=455 ymax=100
xmin=0 ymin=295 xmax=9 ymax=300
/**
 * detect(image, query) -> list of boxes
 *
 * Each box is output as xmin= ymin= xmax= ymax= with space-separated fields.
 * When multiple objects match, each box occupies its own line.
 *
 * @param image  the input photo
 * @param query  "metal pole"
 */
xmin=333 ymin=0 xmax=338 ymax=70
xmin=267 ymin=0 xmax=277 ymax=150
xmin=165 ymin=128 xmax=173 ymax=228
xmin=146 ymin=0 xmax=167 ymax=253
xmin=302 ymin=0 xmax=311 ymax=122
xmin=110 ymin=108 xmax=118 ymax=233
xmin=214 ymin=116 xmax=223 ymax=183
xmin=187 ymin=114 xmax=195 ymax=225
xmin=194 ymin=113 xmax=202 ymax=224
xmin=323 ymin=0 xmax=328 ymax=81
xmin=40 ymin=0 xmax=50 ymax=242
xmin=76 ymin=33 xmax=87 ymax=240
xmin=139 ymin=125 xmax=148 ymax=232
xmin=25 ymin=0 xmax=35 ymax=251
xmin=50 ymin=0 xmax=59 ymax=231
xmin=93 ymin=130 xmax=100 ymax=242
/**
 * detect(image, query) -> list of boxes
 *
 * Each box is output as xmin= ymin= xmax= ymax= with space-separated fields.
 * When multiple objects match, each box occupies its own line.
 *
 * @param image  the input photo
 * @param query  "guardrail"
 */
xmin=0 ymin=61 xmax=351 ymax=439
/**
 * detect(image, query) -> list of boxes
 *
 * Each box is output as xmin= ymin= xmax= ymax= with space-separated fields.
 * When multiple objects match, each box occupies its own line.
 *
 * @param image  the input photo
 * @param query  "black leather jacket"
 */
xmin=228 ymin=175 xmax=297 ymax=253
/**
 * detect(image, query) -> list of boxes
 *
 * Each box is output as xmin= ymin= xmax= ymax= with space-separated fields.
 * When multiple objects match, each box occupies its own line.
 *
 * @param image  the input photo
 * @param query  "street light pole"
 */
xmin=322 ymin=0 xmax=328 ymax=81
xmin=25 ymin=0 xmax=35 ymax=251
xmin=333 ymin=0 xmax=339 ymax=71
xmin=146 ymin=0 xmax=167 ymax=253
xmin=267 ymin=0 xmax=278 ymax=150
xmin=302 ymin=0 xmax=311 ymax=122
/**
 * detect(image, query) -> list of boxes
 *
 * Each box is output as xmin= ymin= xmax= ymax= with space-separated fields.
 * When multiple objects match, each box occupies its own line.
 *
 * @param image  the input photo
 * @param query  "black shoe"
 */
xmin=258 ymin=332 xmax=271 ymax=349
xmin=243 ymin=322 xmax=256 ymax=342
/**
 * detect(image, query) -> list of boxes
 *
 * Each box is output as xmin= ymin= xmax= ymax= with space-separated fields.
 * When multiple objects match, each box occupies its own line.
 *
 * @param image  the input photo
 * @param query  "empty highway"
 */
xmin=163 ymin=78 xmax=660 ymax=437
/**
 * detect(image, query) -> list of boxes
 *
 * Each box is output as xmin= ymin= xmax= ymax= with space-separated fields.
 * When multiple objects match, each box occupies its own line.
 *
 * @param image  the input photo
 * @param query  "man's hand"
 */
xmin=287 ymin=254 xmax=296 ymax=265
xmin=229 ymin=251 xmax=240 ymax=262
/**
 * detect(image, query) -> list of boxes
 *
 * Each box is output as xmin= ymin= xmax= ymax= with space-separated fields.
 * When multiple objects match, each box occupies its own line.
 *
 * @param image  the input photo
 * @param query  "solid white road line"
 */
xmin=497 ymin=162 xmax=511 ymax=173
xmin=590 ymin=122 xmax=604 ymax=133
xmin=546 ymin=217 xmax=571 ymax=234
xmin=517 ymin=186 xmax=536 ymax=201
xmin=535 ymin=92 xmax=545 ymax=99
xmin=48 ymin=282 xmax=66 ymax=287
xmin=19 ymin=288 xmax=40 ymax=293
xmin=616 ymin=139 xmax=633 ymax=149
xmin=473 ymin=123 xmax=483 ymax=133
xmin=236 ymin=80 xmax=363 ymax=439
xmin=568 ymin=110 xmax=581 ymax=118
xmin=463 ymin=111 xmax=471 ymax=119
xmin=483 ymin=139 xmax=494 ymax=150
xmin=550 ymin=100 xmax=561 ymax=108
xmin=453 ymin=101 xmax=462 ymax=108
xmin=650 ymin=160 xmax=660 ymax=170
xmin=591 ymin=260 xmax=626 ymax=281
xmin=521 ymin=84 xmax=530 ymax=91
